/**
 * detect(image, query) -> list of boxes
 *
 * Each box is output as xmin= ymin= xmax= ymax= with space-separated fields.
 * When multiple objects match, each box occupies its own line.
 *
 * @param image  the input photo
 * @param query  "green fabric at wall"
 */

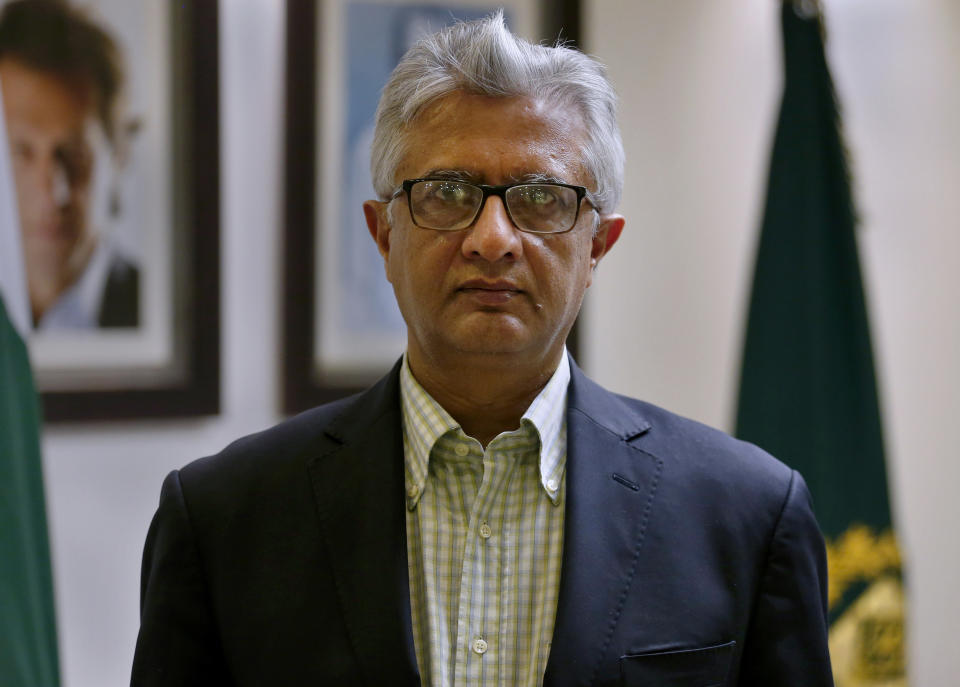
xmin=0 ymin=295 xmax=60 ymax=686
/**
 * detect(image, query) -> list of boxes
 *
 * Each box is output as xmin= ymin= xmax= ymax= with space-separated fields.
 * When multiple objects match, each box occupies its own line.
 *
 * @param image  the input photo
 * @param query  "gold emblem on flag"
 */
xmin=826 ymin=525 xmax=906 ymax=686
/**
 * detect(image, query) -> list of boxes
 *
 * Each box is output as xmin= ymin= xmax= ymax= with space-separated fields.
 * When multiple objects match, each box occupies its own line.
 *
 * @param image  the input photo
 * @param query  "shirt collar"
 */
xmin=521 ymin=350 xmax=570 ymax=503
xmin=400 ymin=349 xmax=570 ymax=509
xmin=400 ymin=356 xmax=458 ymax=509
xmin=37 ymin=234 xmax=113 ymax=330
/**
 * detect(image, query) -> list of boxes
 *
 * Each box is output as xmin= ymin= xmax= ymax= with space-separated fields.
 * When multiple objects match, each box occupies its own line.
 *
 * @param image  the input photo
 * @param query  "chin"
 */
xmin=454 ymin=315 xmax=532 ymax=349
xmin=25 ymin=247 xmax=71 ymax=275
xmin=450 ymin=333 xmax=527 ymax=354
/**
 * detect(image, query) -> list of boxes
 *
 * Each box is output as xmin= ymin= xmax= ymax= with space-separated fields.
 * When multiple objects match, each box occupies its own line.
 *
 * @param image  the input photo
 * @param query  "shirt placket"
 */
xmin=453 ymin=444 xmax=516 ymax=686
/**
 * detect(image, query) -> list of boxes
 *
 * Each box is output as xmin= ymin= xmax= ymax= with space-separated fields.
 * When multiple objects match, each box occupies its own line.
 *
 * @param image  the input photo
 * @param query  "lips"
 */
xmin=457 ymin=278 xmax=523 ymax=306
xmin=25 ymin=220 xmax=71 ymax=243
xmin=459 ymin=278 xmax=521 ymax=292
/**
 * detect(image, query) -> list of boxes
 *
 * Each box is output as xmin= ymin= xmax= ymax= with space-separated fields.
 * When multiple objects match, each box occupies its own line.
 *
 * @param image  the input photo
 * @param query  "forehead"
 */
xmin=0 ymin=58 xmax=95 ymax=131
xmin=396 ymin=92 xmax=589 ymax=185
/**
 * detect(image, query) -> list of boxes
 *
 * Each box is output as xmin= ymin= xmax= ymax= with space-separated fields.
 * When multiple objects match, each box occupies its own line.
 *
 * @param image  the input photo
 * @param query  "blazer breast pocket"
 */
xmin=618 ymin=640 xmax=736 ymax=687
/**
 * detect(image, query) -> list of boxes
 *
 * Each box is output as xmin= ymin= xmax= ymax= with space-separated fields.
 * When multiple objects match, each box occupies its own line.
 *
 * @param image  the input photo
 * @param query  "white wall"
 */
xmin=39 ymin=1 xmax=958 ymax=685
xmin=583 ymin=1 xmax=960 ymax=685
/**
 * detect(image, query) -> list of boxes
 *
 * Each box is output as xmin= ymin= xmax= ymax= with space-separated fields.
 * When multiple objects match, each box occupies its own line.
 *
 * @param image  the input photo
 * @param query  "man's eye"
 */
xmin=12 ymin=141 xmax=33 ymax=162
xmin=518 ymin=185 xmax=560 ymax=207
xmin=434 ymin=183 xmax=469 ymax=203
xmin=528 ymin=188 xmax=555 ymax=205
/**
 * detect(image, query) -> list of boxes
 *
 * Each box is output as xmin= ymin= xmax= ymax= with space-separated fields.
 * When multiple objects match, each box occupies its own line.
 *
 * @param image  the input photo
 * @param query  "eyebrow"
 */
xmin=419 ymin=169 xmax=482 ymax=183
xmin=417 ymin=169 xmax=571 ymax=185
xmin=515 ymin=172 xmax=567 ymax=185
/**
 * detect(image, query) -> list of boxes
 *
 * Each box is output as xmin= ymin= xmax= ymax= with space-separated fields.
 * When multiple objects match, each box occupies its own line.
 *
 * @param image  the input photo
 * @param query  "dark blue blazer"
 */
xmin=132 ymin=360 xmax=833 ymax=686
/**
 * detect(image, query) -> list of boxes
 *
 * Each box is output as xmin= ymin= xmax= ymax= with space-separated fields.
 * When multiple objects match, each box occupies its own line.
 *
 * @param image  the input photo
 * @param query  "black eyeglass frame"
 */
xmin=391 ymin=178 xmax=594 ymax=234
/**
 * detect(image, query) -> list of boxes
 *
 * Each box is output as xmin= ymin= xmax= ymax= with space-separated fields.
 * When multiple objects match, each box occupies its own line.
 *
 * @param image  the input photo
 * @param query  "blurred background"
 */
xmin=6 ymin=0 xmax=957 ymax=684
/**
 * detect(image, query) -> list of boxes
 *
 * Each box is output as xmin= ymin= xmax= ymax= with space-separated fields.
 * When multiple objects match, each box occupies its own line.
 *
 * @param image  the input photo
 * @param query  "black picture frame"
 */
xmin=38 ymin=0 xmax=220 ymax=422
xmin=283 ymin=0 xmax=580 ymax=414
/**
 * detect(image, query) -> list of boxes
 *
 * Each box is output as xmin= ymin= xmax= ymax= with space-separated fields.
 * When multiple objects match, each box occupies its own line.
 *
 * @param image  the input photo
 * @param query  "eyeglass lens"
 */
xmin=408 ymin=180 xmax=580 ymax=233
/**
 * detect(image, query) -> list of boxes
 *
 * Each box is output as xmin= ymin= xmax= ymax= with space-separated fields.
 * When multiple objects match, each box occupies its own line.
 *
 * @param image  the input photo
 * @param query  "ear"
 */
xmin=589 ymin=213 xmax=625 ymax=271
xmin=364 ymin=200 xmax=392 ymax=262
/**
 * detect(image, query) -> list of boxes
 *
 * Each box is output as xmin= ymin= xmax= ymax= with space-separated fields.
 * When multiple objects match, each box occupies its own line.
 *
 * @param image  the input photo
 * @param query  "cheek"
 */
xmin=383 ymin=221 xmax=413 ymax=286
xmin=69 ymin=179 xmax=92 ymax=204
xmin=385 ymin=247 xmax=405 ymax=289
xmin=385 ymin=231 xmax=446 ymax=295
xmin=539 ymin=241 xmax=592 ymax=292
xmin=537 ymin=263 xmax=586 ymax=314
xmin=10 ymin=160 xmax=39 ymax=200
xmin=399 ymin=232 xmax=459 ymax=280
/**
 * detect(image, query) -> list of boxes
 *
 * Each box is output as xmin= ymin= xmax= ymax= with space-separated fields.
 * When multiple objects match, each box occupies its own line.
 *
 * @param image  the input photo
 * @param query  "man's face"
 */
xmin=0 ymin=58 xmax=97 ymax=289
xmin=365 ymin=92 xmax=623 ymax=371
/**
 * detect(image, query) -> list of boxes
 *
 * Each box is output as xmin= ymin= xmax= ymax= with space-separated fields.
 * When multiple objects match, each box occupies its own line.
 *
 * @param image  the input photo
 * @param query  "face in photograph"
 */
xmin=0 ymin=57 xmax=99 ymax=322
xmin=0 ymin=0 xmax=138 ymax=330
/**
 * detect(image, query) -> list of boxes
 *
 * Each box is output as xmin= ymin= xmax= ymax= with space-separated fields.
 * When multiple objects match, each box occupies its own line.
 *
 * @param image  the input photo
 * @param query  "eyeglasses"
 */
xmin=392 ymin=178 xmax=592 ymax=234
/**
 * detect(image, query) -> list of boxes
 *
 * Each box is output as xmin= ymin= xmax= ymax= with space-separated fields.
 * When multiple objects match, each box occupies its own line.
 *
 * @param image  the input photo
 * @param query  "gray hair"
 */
xmin=370 ymin=11 xmax=624 ymax=214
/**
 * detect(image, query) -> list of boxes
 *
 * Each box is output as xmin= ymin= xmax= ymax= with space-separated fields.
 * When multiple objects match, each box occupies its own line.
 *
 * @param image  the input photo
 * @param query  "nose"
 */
xmin=51 ymin=161 xmax=72 ymax=208
xmin=25 ymin=155 xmax=73 ymax=213
xmin=460 ymin=195 xmax=523 ymax=262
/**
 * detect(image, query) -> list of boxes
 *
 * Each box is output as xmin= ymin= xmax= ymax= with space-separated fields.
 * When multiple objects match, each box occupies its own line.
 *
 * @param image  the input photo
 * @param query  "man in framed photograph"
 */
xmin=133 ymin=13 xmax=833 ymax=686
xmin=0 ymin=0 xmax=139 ymax=330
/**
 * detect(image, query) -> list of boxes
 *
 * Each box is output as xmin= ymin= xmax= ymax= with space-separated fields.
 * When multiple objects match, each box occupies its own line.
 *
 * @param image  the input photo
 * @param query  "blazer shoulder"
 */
xmin=570 ymin=364 xmax=792 ymax=492
xmin=647 ymin=396 xmax=796 ymax=494
xmin=589 ymin=389 xmax=823 ymax=575
xmin=570 ymin=364 xmax=798 ymax=518
xmin=181 ymin=360 xmax=402 ymax=485
xmin=634 ymin=397 xmax=789 ymax=476
xmin=181 ymin=394 xmax=354 ymax=482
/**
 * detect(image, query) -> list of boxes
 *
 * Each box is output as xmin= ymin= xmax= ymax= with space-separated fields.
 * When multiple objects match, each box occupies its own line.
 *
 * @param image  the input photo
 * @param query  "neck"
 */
xmin=407 ymin=346 xmax=565 ymax=447
xmin=27 ymin=233 xmax=97 ymax=324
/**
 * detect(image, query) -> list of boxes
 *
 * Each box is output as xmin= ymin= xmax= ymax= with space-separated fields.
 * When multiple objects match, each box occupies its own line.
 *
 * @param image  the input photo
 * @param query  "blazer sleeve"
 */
xmin=131 ymin=470 xmax=229 ymax=686
xmin=738 ymin=470 xmax=834 ymax=686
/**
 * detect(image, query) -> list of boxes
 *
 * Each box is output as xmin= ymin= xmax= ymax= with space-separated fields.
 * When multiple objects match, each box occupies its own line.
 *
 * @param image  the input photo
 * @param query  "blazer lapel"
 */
xmin=544 ymin=363 xmax=663 ymax=687
xmin=306 ymin=363 xmax=420 ymax=686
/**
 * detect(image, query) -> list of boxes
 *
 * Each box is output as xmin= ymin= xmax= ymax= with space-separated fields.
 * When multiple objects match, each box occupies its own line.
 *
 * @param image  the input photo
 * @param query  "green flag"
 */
xmin=0 ymin=75 xmax=61 ymax=686
xmin=735 ymin=2 xmax=906 ymax=685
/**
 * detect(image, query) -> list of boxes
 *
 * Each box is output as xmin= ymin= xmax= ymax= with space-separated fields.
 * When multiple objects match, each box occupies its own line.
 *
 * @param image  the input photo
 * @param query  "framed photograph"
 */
xmin=0 ymin=0 xmax=220 ymax=420
xmin=283 ymin=0 xmax=580 ymax=413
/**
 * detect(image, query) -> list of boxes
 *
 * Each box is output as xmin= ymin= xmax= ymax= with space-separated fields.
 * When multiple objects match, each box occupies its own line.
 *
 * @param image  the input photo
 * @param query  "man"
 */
xmin=133 ymin=14 xmax=833 ymax=686
xmin=0 ymin=0 xmax=138 ymax=329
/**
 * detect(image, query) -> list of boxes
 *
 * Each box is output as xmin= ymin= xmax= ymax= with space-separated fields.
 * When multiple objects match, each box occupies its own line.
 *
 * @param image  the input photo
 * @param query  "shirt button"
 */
xmin=546 ymin=478 xmax=559 ymax=491
xmin=479 ymin=522 xmax=492 ymax=539
xmin=472 ymin=638 xmax=488 ymax=655
xmin=407 ymin=484 xmax=420 ymax=499
xmin=454 ymin=443 xmax=470 ymax=457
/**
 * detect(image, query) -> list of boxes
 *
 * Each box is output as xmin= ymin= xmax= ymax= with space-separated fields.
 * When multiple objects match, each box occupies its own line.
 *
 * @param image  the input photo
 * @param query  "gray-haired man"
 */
xmin=133 ymin=14 xmax=832 ymax=686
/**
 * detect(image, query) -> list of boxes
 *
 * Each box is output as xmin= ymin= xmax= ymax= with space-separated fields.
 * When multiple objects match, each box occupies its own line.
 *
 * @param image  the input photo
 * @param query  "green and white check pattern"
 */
xmin=400 ymin=352 xmax=569 ymax=687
